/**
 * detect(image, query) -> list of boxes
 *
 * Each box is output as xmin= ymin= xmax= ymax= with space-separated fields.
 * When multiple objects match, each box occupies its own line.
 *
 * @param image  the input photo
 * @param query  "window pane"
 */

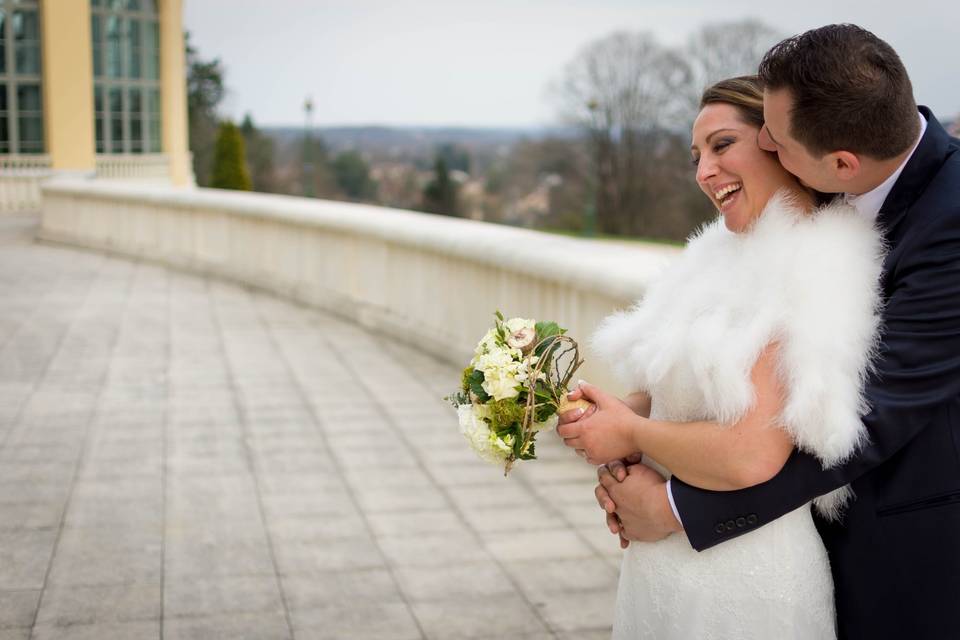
xmin=17 ymin=84 xmax=40 ymax=112
xmin=18 ymin=114 xmax=42 ymax=145
xmin=109 ymin=87 xmax=123 ymax=152
xmin=127 ymin=19 xmax=141 ymax=78
xmin=91 ymin=15 xmax=103 ymax=76
xmin=130 ymin=119 xmax=142 ymax=152
xmin=94 ymin=85 xmax=104 ymax=152
xmin=130 ymin=87 xmax=142 ymax=151
xmin=149 ymin=116 xmax=161 ymax=152
xmin=126 ymin=0 xmax=141 ymax=10
xmin=129 ymin=87 xmax=142 ymax=114
xmin=15 ymin=42 xmax=40 ymax=74
xmin=149 ymin=85 xmax=162 ymax=151
xmin=0 ymin=85 xmax=7 ymax=155
xmin=13 ymin=10 xmax=38 ymax=40
xmin=0 ymin=9 xmax=5 ymax=74
xmin=109 ymin=86 xmax=122 ymax=114
xmin=106 ymin=16 xmax=122 ymax=77
xmin=13 ymin=12 xmax=40 ymax=75
xmin=144 ymin=20 xmax=158 ymax=79
xmin=107 ymin=0 xmax=124 ymax=10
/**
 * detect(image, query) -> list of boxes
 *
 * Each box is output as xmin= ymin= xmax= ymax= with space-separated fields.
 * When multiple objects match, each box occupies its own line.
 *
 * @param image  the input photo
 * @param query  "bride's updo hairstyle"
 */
xmin=699 ymin=75 xmax=764 ymax=130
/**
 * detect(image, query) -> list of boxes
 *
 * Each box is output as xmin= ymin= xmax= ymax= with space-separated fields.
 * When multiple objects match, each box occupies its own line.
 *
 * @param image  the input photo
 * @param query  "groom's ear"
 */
xmin=828 ymin=150 xmax=862 ymax=183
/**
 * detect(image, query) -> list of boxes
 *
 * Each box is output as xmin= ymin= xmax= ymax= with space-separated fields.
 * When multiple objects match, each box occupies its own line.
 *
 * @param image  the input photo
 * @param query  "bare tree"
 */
xmin=686 ymin=20 xmax=783 ymax=94
xmin=554 ymin=31 xmax=694 ymax=236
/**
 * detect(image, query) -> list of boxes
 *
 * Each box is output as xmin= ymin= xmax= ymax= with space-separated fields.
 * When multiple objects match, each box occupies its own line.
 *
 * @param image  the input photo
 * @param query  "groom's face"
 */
xmin=759 ymin=89 xmax=838 ymax=192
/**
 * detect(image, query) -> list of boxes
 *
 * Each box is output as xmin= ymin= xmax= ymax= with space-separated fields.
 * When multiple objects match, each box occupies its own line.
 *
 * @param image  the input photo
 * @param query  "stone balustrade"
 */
xmin=39 ymin=180 xmax=678 ymax=392
xmin=95 ymin=153 xmax=172 ymax=182
xmin=0 ymin=155 xmax=53 ymax=213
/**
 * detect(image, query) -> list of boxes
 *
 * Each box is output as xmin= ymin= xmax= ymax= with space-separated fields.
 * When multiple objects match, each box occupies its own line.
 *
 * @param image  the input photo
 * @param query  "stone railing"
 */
xmin=0 ymin=155 xmax=53 ymax=213
xmin=95 ymin=153 xmax=171 ymax=181
xmin=39 ymin=181 xmax=677 ymax=391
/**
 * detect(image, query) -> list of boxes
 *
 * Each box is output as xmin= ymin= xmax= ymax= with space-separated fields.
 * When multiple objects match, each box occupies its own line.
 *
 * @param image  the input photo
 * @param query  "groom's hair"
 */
xmin=758 ymin=24 xmax=920 ymax=160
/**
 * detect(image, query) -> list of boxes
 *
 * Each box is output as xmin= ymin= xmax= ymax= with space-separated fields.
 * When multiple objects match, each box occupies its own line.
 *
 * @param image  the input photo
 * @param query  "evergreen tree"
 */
xmin=239 ymin=113 xmax=276 ymax=192
xmin=422 ymin=156 xmax=459 ymax=216
xmin=210 ymin=121 xmax=252 ymax=191
xmin=186 ymin=33 xmax=225 ymax=187
xmin=331 ymin=151 xmax=376 ymax=201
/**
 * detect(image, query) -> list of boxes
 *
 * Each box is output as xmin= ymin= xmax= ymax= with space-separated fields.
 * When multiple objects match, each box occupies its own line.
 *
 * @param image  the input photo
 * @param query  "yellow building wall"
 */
xmin=40 ymin=0 xmax=95 ymax=171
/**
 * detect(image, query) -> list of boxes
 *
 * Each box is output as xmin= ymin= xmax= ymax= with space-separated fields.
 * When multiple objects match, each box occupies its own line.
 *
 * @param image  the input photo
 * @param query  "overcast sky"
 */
xmin=183 ymin=0 xmax=960 ymax=128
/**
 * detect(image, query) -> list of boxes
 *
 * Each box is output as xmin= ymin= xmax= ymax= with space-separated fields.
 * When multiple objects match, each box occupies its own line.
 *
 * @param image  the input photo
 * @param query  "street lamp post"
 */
xmin=303 ymin=97 xmax=315 ymax=198
xmin=584 ymin=100 xmax=600 ymax=238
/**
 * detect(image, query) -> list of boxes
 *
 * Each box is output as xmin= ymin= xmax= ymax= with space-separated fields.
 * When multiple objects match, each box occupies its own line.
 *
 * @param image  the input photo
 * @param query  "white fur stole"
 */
xmin=591 ymin=192 xmax=885 ymax=519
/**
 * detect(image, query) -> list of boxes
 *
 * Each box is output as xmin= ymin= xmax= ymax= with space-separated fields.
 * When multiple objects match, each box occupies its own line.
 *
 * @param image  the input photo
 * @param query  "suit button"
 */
xmin=725 ymin=520 xmax=735 ymax=531
xmin=747 ymin=514 xmax=758 ymax=525
xmin=736 ymin=517 xmax=746 ymax=528
xmin=715 ymin=523 xmax=725 ymax=534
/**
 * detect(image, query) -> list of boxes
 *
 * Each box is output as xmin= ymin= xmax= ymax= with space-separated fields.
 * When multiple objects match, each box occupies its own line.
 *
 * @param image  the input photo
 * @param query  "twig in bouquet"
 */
xmin=504 ymin=335 xmax=584 ymax=475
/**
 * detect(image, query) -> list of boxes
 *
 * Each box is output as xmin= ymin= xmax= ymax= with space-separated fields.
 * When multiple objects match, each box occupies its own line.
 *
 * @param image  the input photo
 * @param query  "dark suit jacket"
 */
xmin=672 ymin=107 xmax=960 ymax=639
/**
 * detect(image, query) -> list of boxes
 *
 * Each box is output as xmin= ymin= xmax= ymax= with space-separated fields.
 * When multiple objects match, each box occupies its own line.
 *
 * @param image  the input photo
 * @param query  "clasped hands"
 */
xmin=557 ymin=382 xmax=682 ymax=546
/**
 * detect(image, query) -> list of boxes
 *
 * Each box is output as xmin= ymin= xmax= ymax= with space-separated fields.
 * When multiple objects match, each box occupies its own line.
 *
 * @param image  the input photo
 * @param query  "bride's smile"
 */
xmin=691 ymin=102 xmax=809 ymax=232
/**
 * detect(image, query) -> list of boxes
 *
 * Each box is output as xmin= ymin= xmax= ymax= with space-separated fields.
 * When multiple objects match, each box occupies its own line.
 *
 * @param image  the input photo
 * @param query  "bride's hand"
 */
xmin=556 ymin=382 xmax=643 ymax=465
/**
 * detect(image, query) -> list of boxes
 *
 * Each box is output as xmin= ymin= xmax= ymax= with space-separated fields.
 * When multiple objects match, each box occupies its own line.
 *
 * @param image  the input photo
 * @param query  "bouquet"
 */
xmin=446 ymin=312 xmax=590 ymax=475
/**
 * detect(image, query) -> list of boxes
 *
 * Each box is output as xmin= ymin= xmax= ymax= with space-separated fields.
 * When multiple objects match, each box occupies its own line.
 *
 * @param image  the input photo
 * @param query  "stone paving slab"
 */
xmin=0 ymin=216 xmax=621 ymax=638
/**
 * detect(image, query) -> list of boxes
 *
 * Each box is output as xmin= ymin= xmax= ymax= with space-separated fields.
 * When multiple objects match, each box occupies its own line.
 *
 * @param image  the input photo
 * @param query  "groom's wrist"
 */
xmin=665 ymin=479 xmax=684 ymax=531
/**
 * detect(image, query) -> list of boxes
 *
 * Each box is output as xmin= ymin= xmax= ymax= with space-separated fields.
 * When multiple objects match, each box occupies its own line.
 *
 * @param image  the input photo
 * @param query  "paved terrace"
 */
xmin=0 ymin=216 xmax=620 ymax=640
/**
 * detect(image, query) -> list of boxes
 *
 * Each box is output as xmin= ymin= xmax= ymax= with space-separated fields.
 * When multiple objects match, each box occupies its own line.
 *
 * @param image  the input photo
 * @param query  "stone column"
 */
xmin=159 ymin=0 xmax=193 ymax=186
xmin=40 ymin=0 xmax=96 ymax=173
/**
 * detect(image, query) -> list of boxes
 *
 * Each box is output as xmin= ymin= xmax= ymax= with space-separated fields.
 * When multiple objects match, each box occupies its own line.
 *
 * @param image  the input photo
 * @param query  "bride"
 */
xmin=557 ymin=76 xmax=885 ymax=638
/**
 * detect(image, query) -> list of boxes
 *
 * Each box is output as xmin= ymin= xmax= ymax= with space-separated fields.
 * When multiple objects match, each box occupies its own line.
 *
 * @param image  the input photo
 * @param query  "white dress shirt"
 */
xmin=665 ymin=110 xmax=928 ymax=527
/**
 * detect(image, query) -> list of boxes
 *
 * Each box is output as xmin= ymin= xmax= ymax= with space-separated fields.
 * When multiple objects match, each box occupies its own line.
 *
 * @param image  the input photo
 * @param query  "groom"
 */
xmin=575 ymin=24 xmax=960 ymax=638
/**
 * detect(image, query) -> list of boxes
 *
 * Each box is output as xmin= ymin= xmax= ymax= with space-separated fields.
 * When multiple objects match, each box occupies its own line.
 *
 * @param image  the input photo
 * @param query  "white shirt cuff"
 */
xmin=666 ymin=478 xmax=683 ymax=527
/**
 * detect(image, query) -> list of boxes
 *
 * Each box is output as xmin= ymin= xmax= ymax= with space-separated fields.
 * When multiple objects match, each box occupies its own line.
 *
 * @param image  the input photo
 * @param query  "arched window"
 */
xmin=91 ymin=0 xmax=161 ymax=154
xmin=0 ymin=0 xmax=44 ymax=154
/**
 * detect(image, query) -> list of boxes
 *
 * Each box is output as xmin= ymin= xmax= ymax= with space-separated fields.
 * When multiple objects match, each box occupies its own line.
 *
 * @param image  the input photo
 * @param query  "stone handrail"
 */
xmin=95 ymin=153 xmax=171 ymax=181
xmin=1 ymin=155 xmax=53 ymax=213
xmin=39 ymin=180 xmax=678 ymax=392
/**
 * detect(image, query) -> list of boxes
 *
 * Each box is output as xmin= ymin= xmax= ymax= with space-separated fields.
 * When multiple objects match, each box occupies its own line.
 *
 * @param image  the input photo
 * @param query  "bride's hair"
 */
xmin=699 ymin=76 xmax=764 ymax=130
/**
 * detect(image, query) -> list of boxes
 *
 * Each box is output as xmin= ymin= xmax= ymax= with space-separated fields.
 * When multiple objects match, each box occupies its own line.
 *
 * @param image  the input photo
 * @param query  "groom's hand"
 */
xmin=598 ymin=460 xmax=682 ymax=544
xmin=596 ymin=455 xmax=643 ymax=548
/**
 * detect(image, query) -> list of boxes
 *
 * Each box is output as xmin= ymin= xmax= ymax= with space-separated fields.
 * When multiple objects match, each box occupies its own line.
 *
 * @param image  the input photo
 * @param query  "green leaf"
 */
xmin=535 ymin=402 xmax=556 ymax=423
xmin=519 ymin=439 xmax=537 ymax=460
xmin=495 ymin=310 xmax=504 ymax=322
xmin=512 ymin=433 xmax=525 ymax=458
xmin=534 ymin=321 xmax=564 ymax=358
xmin=469 ymin=369 xmax=490 ymax=402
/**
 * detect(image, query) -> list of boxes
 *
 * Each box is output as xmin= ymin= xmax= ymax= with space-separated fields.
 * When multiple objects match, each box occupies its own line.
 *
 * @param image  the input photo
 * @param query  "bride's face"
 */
xmin=691 ymin=103 xmax=799 ymax=233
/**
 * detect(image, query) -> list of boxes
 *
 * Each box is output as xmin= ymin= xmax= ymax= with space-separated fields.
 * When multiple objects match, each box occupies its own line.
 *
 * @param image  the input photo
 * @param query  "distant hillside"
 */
xmin=263 ymin=125 xmax=577 ymax=158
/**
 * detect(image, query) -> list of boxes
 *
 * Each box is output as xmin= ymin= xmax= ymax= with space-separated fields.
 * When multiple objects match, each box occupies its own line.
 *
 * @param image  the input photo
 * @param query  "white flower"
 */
xmin=457 ymin=404 xmax=510 ymax=465
xmin=505 ymin=317 xmax=536 ymax=334
xmin=471 ymin=329 xmax=501 ymax=365
xmin=507 ymin=327 xmax=537 ymax=354
xmin=482 ymin=366 xmax=521 ymax=400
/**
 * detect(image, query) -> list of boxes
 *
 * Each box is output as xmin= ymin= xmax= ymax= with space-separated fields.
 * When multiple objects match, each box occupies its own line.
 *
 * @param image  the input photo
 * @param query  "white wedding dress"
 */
xmin=591 ymin=193 xmax=885 ymax=640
